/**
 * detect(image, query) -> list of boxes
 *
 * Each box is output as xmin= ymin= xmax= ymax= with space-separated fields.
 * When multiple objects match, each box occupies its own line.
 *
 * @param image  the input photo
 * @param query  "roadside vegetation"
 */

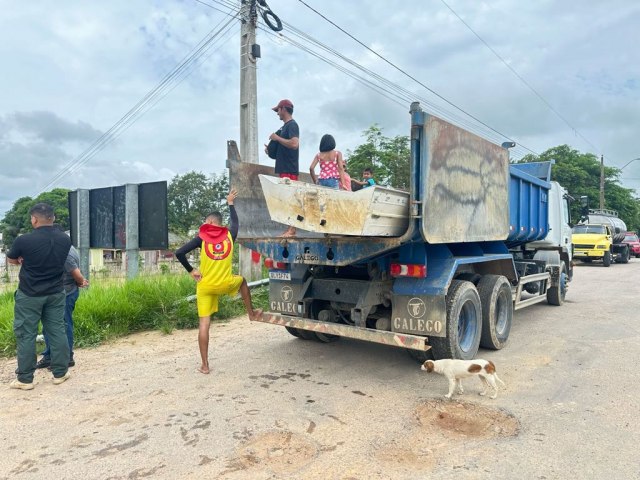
xmin=0 ymin=275 xmax=269 ymax=358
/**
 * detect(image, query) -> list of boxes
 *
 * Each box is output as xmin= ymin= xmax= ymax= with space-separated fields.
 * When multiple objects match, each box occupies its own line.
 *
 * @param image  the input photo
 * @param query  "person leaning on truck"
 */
xmin=175 ymin=189 xmax=262 ymax=375
xmin=264 ymin=98 xmax=299 ymax=237
xmin=6 ymin=203 xmax=72 ymax=390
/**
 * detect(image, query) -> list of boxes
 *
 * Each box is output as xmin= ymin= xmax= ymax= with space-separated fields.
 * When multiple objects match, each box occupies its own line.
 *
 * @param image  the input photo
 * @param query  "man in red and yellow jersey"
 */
xmin=176 ymin=189 xmax=262 ymax=374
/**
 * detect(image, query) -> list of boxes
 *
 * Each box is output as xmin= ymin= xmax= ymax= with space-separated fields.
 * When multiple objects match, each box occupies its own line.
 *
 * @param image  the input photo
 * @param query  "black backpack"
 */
xmin=267 ymin=128 xmax=282 ymax=159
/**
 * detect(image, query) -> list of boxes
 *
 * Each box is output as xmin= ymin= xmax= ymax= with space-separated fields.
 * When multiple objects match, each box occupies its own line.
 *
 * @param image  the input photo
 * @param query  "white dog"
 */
xmin=421 ymin=359 xmax=505 ymax=399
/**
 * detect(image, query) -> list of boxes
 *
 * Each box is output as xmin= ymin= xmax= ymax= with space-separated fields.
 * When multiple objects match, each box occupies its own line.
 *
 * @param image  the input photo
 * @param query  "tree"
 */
xmin=35 ymin=188 xmax=71 ymax=230
xmin=167 ymin=171 xmax=229 ymax=234
xmin=0 ymin=189 xmax=71 ymax=249
xmin=345 ymin=125 xmax=410 ymax=189
xmin=1 ymin=196 xmax=34 ymax=248
xmin=516 ymin=145 xmax=640 ymax=231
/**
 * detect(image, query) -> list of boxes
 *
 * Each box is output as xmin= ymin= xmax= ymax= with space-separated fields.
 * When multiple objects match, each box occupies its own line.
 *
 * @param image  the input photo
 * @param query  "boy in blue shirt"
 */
xmin=352 ymin=168 xmax=376 ymax=189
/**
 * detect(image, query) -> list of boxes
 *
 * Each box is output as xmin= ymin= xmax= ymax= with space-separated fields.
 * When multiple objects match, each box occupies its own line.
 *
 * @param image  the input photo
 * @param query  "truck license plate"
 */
xmin=269 ymin=271 xmax=291 ymax=281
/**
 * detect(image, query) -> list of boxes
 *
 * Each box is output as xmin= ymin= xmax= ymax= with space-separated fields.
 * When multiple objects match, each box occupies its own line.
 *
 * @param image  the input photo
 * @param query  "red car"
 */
xmin=623 ymin=232 xmax=640 ymax=258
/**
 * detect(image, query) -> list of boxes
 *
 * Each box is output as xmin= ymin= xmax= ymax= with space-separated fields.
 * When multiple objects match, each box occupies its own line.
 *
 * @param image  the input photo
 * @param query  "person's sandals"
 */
xmin=10 ymin=379 xmax=34 ymax=390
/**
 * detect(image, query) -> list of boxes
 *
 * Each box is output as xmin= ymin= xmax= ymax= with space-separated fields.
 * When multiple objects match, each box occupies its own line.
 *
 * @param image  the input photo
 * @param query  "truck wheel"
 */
xmin=620 ymin=246 xmax=630 ymax=264
xmin=296 ymin=328 xmax=318 ymax=340
xmin=603 ymin=251 xmax=611 ymax=267
xmin=285 ymin=327 xmax=302 ymax=338
xmin=455 ymin=272 xmax=481 ymax=285
xmin=477 ymin=275 xmax=513 ymax=350
xmin=430 ymin=280 xmax=482 ymax=360
xmin=315 ymin=331 xmax=340 ymax=343
xmin=307 ymin=301 xmax=340 ymax=343
xmin=547 ymin=263 xmax=568 ymax=306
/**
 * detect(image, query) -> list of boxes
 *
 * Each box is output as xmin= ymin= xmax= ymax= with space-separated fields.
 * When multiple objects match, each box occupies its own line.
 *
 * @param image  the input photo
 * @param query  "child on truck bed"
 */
xmin=351 ymin=168 xmax=376 ymax=190
xmin=309 ymin=134 xmax=347 ymax=190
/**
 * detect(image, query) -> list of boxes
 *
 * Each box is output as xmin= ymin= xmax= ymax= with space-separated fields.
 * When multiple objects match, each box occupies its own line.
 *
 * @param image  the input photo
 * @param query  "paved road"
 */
xmin=1 ymin=260 xmax=639 ymax=479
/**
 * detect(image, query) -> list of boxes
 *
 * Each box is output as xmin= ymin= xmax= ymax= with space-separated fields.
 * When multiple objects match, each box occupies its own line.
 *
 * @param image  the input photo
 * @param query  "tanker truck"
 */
xmin=227 ymin=102 xmax=573 ymax=361
xmin=572 ymin=206 xmax=630 ymax=266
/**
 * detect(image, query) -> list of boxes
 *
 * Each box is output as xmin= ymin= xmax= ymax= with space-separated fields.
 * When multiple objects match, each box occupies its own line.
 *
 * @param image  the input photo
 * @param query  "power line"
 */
xmin=204 ymin=0 xmax=537 ymax=158
xmin=255 ymin=9 xmax=534 ymax=158
xmin=294 ymin=0 xmax=535 ymax=155
xmin=438 ymin=0 xmax=602 ymax=155
xmin=36 ymin=7 xmax=240 ymax=194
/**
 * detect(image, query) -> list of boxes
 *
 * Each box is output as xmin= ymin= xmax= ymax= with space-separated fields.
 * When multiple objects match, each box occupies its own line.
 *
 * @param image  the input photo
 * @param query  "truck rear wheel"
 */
xmin=430 ymin=280 xmax=482 ymax=360
xmin=307 ymin=301 xmax=340 ymax=343
xmin=603 ymin=251 xmax=611 ymax=267
xmin=477 ymin=275 xmax=513 ymax=350
xmin=285 ymin=327 xmax=302 ymax=338
xmin=547 ymin=263 xmax=568 ymax=306
xmin=295 ymin=328 xmax=317 ymax=340
xmin=619 ymin=246 xmax=630 ymax=264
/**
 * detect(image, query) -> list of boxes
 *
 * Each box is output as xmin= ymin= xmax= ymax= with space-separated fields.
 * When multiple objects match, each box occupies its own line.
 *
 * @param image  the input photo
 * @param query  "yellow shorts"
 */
xmin=196 ymin=275 xmax=244 ymax=317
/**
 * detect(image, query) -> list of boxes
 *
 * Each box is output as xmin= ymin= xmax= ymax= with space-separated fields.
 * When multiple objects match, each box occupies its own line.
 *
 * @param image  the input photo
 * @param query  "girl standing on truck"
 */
xmin=309 ymin=134 xmax=347 ymax=189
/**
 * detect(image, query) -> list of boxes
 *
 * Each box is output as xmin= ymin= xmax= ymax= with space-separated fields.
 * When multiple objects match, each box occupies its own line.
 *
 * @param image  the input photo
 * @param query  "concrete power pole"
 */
xmin=238 ymin=0 xmax=262 ymax=281
xmin=599 ymin=154 xmax=605 ymax=210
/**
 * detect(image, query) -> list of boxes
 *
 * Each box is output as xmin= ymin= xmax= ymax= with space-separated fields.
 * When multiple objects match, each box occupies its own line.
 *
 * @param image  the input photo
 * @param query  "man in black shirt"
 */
xmin=7 ymin=203 xmax=72 ymax=390
xmin=265 ymin=98 xmax=300 ymax=237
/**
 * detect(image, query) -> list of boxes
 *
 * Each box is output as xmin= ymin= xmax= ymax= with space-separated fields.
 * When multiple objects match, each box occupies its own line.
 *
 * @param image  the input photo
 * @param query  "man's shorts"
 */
xmin=196 ymin=275 xmax=244 ymax=317
xmin=279 ymin=173 xmax=299 ymax=181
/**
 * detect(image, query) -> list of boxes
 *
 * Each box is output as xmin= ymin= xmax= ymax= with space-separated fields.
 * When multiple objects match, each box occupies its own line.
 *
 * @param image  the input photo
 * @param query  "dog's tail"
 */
xmin=494 ymin=373 xmax=506 ymax=387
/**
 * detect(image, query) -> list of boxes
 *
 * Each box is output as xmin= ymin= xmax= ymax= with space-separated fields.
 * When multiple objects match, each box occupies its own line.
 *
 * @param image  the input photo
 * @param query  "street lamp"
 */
xmin=620 ymin=157 xmax=640 ymax=170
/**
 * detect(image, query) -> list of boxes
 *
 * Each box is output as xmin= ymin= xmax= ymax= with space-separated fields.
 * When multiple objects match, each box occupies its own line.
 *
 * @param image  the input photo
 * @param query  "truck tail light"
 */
xmin=264 ymin=258 xmax=288 ymax=270
xmin=390 ymin=263 xmax=426 ymax=278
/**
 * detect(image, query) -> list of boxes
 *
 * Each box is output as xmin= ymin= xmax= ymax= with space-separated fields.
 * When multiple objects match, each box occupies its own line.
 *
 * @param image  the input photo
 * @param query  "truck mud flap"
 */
xmin=253 ymin=312 xmax=431 ymax=353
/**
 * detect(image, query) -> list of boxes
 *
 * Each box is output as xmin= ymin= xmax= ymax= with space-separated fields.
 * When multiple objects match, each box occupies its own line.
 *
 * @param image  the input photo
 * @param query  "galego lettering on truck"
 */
xmin=270 ymin=285 xmax=300 ymax=314
xmin=393 ymin=297 xmax=443 ymax=334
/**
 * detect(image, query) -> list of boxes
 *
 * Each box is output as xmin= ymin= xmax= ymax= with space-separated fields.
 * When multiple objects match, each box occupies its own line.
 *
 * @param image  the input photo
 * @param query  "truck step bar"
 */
xmin=253 ymin=312 xmax=431 ymax=353
xmin=513 ymin=272 xmax=550 ymax=311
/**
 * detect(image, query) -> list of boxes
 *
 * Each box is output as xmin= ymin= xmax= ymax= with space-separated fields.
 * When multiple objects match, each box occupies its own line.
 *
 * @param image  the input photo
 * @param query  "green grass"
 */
xmin=0 ymin=274 xmax=269 ymax=357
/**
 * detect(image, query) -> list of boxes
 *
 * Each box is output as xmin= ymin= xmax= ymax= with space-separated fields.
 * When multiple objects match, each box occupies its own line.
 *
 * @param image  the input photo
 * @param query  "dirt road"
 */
xmin=1 ymin=261 xmax=640 ymax=479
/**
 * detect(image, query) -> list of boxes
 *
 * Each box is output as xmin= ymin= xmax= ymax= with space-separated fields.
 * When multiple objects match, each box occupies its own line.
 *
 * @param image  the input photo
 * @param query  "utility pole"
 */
xmin=599 ymin=154 xmax=605 ymax=210
xmin=238 ymin=0 xmax=262 ymax=281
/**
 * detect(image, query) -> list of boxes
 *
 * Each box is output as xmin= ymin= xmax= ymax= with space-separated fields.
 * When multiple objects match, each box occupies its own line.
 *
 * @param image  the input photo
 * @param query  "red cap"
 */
xmin=272 ymin=99 xmax=293 ymax=111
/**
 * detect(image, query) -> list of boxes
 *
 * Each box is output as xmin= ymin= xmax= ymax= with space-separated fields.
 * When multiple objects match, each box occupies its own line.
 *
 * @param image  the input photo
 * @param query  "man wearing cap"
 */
xmin=265 ymin=98 xmax=300 ymax=237
xmin=175 ymin=189 xmax=262 ymax=375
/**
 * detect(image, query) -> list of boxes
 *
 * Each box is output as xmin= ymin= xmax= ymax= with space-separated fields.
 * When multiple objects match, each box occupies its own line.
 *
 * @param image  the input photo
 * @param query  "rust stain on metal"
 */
xmin=258 ymin=175 xmax=409 ymax=237
xmin=254 ymin=312 xmax=431 ymax=352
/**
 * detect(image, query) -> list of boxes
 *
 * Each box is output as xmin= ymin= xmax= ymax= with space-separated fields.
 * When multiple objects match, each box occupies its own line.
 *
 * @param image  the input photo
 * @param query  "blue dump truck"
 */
xmin=228 ymin=102 xmax=573 ymax=361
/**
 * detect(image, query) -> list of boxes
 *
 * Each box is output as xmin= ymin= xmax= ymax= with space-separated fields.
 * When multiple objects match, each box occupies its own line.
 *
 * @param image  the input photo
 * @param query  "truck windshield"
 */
xmin=572 ymin=225 xmax=606 ymax=234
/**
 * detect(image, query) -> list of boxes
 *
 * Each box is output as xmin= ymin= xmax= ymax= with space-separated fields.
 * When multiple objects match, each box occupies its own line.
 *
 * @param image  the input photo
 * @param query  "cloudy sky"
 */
xmin=1 ymin=0 xmax=639 ymax=217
